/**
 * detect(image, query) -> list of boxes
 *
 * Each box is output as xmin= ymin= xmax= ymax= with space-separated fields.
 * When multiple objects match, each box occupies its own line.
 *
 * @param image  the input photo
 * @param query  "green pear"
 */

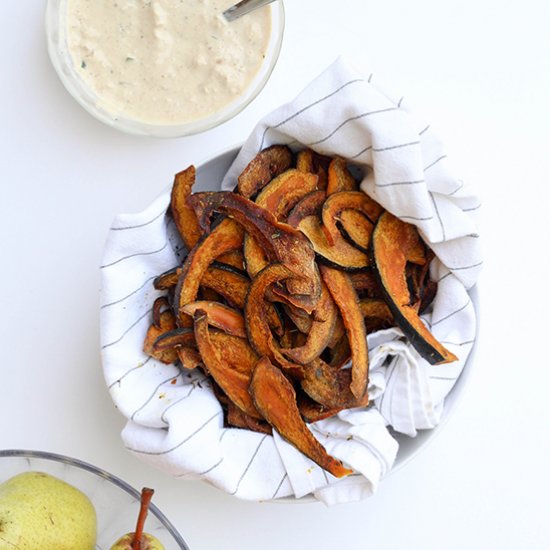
xmin=0 ymin=471 xmax=96 ymax=550
xmin=110 ymin=487 xmax=165 ymax=550
xmin=110 ymin=531 xmax=165 ymax=550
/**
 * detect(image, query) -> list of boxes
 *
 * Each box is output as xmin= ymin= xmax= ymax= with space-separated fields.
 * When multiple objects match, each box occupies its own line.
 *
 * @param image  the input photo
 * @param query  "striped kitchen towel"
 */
xmin=100 ymin=57 xmax=480 ymax=504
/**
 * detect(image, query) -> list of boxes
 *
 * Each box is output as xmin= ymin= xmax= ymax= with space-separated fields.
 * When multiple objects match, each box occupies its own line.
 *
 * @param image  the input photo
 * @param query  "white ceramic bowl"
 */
xmin=100 ymin=144 xmax=479 ymax=502
xmin=45 ymin=1 xmax=285 ymax=138
xmin=0 ymin=449 xmax=190 ymax=549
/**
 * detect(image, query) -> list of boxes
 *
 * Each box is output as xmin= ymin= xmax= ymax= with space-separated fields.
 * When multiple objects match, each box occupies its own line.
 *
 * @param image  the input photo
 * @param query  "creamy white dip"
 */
xmin=66 ymin=0 xmax=272 ymax=125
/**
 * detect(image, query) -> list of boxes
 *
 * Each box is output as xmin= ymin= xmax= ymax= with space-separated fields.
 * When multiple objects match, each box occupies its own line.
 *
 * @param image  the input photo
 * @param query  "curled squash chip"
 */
xmin=226 ymin=401 xmax=273 ymax=434
xmin=216 ymin=249 xmax=246 ymax=271
xmin=282 ymin=281 xmax=337 ymax=365
xmin=337 ymin=210 xmax=375 ymax=253
xmin=237 ymin=144 xmax=293 ymax=199
xmin=152 ymin=327 xmax=196 ymax=353
xmin=326 ymin=314 xmax=345 ymax=349
xmin=194 ymin=310 xmax=262 ymax=419
xmin=152 ymin=296 xmax=172 ymax=328
xmin=254 ymin=169 xmax=319 ymax=219
xmin=321 ymin=191 xmax=383 ymax=246
xmin=296 ymin=149 xmax=331 ymax=189
xmin=200 ymin=263 xmax=284 ymax=336
xmin=153 ymin=266 xmax=181 ymax=291
xmin=349 ymin=270 xmax=383 ymax=297
xmin=328 ymin=335 xmax=351 ymax=369
xmin=143 ymin=308 xmax=179 ymax=364
xmin=269 ymin=277 xmax=322 ymax=315
xmin=177 ymin=346 xmax=203 ymax=370
xmin=297 ymin=393 xmax=344 ymax=423
xmin=175 ymin=218 xmax=244 ymax=326
xmin=245 ymin=264 xmax=304 ymax=378
xmin=280 ymin=303 xmax=313 ymax=334
xmin=320 ymin=265 xmax=369 ymax=399
xmin=242 ymin=234 xmax=267 ymax=280
xmin=208 ymin=331 xmax=259 ymax=377
xmin=326 ymin=157 xmax=357 ymax=195
xmin=250 ymin=357 xmax=353 ymax=478
xmin=170 ymin=165 xmax=202 ymax=250
xmin=244 ymin=169 xmax=319 ymax=278
xmin=371 ymin=212 xmax=457 ymax=364
xmin=200 ymin=263 xmax=249 ymax=308
xmin=298 ymin=215 xmax=369 ymax=271
xmin=301 ymin=358 xmax=370 ymax=410
xmin=182 ymin=301 xmax=247 ymax=338
xmin=287 ymin=190 xmax=326 ymax=228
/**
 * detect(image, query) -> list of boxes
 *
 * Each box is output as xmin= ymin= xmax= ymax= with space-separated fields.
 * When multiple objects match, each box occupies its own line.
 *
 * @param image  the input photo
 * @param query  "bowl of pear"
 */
xmin=0 ymin=450 xmax=189 ymax=549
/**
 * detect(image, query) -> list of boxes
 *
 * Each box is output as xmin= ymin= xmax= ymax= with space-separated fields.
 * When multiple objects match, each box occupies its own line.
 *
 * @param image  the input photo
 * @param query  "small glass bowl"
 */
xmin=45 ymin=0 xmax=285 ymax=138
xmin=0 ymin=449 xmax=190 ymax=549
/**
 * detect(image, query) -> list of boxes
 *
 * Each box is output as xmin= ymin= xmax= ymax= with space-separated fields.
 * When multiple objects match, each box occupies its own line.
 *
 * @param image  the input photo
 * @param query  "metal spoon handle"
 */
xmin=223 ymin=0 xmax=276 ymax=22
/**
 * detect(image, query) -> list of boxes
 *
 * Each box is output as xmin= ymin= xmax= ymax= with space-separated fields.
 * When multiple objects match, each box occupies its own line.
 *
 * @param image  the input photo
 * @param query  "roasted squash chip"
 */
xmin=153 ymin=266 xmax=181 ymax=291
xmin=170 ymin=165 xmax=202 ymax=250
xmin=177 ymin=346 xmax=203 ymax=370
xmin=182 ymin=301 xmax=247 ymax=338
xmin=282 ymin=281 xmax=337 ymax=365
xmin=244 ymin=169 xmax=319 ymax=278
xmin=175 ymin=219 xmax=244 ymax=326
xmin=143 ymin=307 xmax=179 ymax=364
xmin=250 ymin=357 xmax=353 ymax=478
xmin=244 ymin=263 xmax=304 ymax=378
xmin=337 ymin=210 xmax=375 ymax=253
xmin=254 ymin=168 xmax=319 ymax=219
xmin=194 ymin=310 xmax=262 ymax=419
xmin=287 ymin=190 xmax=326 ymax=228
xmin=349 ymin=270 xmax=383 ymax=297
xmin=298 ymin=215 xmax=369 ymax=271
xmin=152 ymin=327 xmax=195 ymax=353
xmin=297 ymin=393 xmax=344 ymax=423
xmin=237 ymin=144 xmax=293 ymax=199
xmin=227 ymin=401 xmax=273 ymax=434
xmin=296 ymin=149 xmax=331 ymax=189
xmin=208 ymin=331 xmax=259 ymax=377
xmin=321 ymin=191 xmax=383 ymax=246
xmin=320 ymin=265 xmax=369 ymax=399
xmin=371 ymin=212 xmax=457 ymax=364
xmin=359 ymin=298 xmax=394 ymax=332
xmin=199 ymin=263 xmax=249 ymax=308
xmin=301 ymin=358 xmax=370 ymax=410
xmin=326 ymin=157 xmax=357 ymax=195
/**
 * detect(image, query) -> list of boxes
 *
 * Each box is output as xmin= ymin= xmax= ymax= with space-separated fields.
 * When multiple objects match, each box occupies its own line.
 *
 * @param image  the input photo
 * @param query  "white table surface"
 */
xmin=2 ymin=1 xmax=549 ymax=548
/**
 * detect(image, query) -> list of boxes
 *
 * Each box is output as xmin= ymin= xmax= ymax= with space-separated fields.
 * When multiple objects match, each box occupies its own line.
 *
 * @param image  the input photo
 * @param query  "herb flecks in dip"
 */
xmin=67 ymin=0 xmax=272 ymax=125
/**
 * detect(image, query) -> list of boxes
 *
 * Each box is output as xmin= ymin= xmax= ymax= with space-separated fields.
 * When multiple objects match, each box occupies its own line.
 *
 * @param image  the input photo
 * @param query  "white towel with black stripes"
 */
xmin=100 ymin=57 xmax=481 ymax=505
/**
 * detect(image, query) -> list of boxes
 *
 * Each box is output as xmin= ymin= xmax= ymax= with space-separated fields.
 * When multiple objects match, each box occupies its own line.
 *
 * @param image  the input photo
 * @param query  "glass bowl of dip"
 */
xmin=45 ymin=0 xmax=285 ymax=138
xmin=0 ymin=449 xmax=190 ymax=549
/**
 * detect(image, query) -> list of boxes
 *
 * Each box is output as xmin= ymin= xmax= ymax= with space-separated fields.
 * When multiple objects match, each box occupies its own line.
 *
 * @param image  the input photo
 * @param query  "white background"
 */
xmin=1 ymin=1 xmax=549 ymax=548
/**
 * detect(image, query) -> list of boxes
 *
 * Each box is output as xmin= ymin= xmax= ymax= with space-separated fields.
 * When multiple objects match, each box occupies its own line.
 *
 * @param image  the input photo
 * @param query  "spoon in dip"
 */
xmin=223 ymin=0 xmax=277 ymax=21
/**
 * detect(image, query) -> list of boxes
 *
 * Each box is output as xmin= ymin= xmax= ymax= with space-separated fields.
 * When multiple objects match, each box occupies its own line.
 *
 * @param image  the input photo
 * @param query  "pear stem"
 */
xmin=132 ymin=487 xmax=154 ymax=550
